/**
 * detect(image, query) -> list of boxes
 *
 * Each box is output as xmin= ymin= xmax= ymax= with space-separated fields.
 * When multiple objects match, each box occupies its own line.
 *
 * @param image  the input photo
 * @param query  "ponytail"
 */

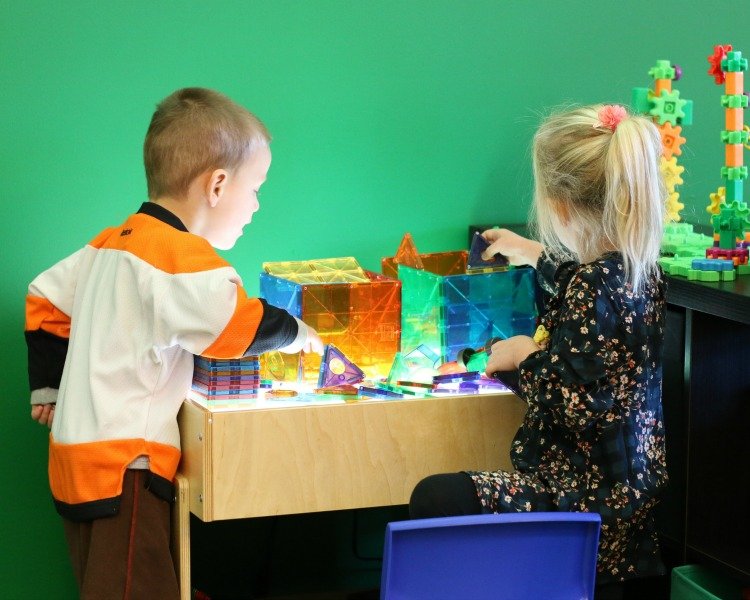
xmin=531 ymin=105 xmax=666 ymax=293
xmin=603 ymin=115 xmax=666 ymax=292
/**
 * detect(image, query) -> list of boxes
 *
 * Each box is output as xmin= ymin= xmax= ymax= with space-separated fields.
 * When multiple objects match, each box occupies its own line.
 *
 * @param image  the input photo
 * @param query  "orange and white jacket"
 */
xmin=25 ymin=203 xmax=304 ymax=521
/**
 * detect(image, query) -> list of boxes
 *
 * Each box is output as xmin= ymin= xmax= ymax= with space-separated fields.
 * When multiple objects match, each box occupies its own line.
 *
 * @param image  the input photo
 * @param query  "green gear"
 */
xmin=649 ymin=90 xmax=687 ymax=126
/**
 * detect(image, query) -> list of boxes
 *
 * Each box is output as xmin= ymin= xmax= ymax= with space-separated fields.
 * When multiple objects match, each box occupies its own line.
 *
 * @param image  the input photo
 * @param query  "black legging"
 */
xmin=409 ymin=472 xmax=482 ymax=518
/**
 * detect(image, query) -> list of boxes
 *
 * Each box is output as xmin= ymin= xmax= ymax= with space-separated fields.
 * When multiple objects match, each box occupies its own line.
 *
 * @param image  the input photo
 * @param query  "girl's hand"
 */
xmin=485 ymin=336 xmax=540 ymax=375
xmin=481 ymin=228 xmax=544 ymax=267
xmin=31 ymin=403 xmax=55 ymax=428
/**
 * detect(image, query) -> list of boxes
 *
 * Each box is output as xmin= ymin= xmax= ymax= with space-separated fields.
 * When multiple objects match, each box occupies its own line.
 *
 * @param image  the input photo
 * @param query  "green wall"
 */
xmin=2 ymin=1 xmax=749 ymax=597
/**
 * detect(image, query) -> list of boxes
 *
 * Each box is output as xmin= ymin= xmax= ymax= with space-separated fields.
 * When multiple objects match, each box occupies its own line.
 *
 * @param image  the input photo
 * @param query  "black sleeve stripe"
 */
xmin=26 ymin=329 xmax=68 ymax=391
xmin=245 ymin=299 xmax=299 ymax=355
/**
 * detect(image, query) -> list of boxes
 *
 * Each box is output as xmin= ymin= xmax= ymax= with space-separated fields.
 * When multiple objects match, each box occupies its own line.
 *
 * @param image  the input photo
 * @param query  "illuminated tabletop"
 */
xmin=171 ymin=391 xmax=526 ymax=598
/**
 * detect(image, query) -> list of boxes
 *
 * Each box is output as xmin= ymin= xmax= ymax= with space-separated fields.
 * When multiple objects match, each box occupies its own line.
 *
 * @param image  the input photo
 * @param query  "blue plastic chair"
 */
xmin=380 ymin=512 xmax=601 ymax=600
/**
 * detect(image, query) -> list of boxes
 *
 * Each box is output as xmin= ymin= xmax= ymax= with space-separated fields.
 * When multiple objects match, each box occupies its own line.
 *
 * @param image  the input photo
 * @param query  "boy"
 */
xmin=25 ymin=88 xmax=322 ymax=599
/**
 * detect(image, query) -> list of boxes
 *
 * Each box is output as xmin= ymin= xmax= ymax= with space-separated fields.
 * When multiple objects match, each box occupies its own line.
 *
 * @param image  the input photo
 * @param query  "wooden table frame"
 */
xmin=171 ymin=392 xmax=526 ymax=599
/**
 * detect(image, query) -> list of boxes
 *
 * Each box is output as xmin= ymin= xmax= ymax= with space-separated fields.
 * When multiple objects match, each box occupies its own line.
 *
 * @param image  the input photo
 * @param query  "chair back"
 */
xmin=380 ymin=512 xmax=601 ymax=600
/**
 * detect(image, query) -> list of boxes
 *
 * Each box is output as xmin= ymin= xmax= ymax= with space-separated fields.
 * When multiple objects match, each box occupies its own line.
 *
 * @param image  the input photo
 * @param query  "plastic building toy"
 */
xmin=455 ymin=336 xmax=505 ymax=373
xmin=433 ymin=371 xmax=482 ymax=383
xmin=317 ymin=344 xmax=365 ymax=388
xmin=395 ymin=380 xmax=433 ymax=389
xmin=431 ymin=371 xmax=514 ymax=395
xmin=489 ymin=370 xmax=521 ymax=396
xmin=358 ymin=385 xmax=403 ymax=399
xmin=675 ymin=44 xmax=750 ymax=278
xmin=382 ymin=234 xmax=466 ymax=279
xmin=632 ymin=58 xmax=693 ymax=222
xmin=266 ymin=389 xmax=299 ymax=399
xmin=660 ymin=222 xmax=714 ymax=256
xmin=393 ymin=232 xmax=424 ymax=270
xmin=314 ymin=384 xmax=359 ymax=395
xmin=386 ymin=344 xmax=442 ymax=384
xmin=459 ymin=378 xmax=510 ymax=393
xmin=261 ymin=257 xmax=401 ymax=384
xmin=467 ymin=231 xmax=509 ymax=272
xmin=263 ymin=256 xmax=370 ymax=284
xmin=532 ymin=324 xmax=550 ymax=346
xmin=712 ymin=47 xmax=748 ymax=206
xmin=382 ymin=234 xmax=537 ymax=364
xmin=375 ymin=381 xmax=429 ymax=397
xmin=659 ymin=122 xmax=687 ymax=161
xmin=190 ymin=355 xmax=261 ymax=406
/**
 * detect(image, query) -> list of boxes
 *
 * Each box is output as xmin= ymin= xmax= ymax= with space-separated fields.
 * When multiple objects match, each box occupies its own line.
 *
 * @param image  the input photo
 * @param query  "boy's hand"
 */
xmin=485 ymin=336 xmax=540 ymax=375
xmin=31 ymin=403 xmax=55 ymax=428
xmin=303 ymin=326 xmax=324 ymax=355
xmin=481 ymin=228 xmax=544 ymax=267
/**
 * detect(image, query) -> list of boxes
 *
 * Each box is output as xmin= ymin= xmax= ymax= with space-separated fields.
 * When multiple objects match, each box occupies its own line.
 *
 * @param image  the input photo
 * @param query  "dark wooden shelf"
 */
xmin=666 ymin=275 xmax=750 ymax=325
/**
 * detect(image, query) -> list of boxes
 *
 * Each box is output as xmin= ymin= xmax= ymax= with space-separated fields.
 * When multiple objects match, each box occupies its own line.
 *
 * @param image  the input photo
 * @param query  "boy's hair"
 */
xmin=531 ymin=105 xmax=666 ymax=293
xmin=144 ymin=88 xmax=270 ymax=200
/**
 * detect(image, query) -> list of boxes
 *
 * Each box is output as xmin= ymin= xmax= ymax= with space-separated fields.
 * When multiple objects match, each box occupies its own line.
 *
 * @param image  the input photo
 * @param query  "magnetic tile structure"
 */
xmin=260 ymin=257 xmax=401 ymax=384
xmin=382 ymin=235 xmax=537 ymax=363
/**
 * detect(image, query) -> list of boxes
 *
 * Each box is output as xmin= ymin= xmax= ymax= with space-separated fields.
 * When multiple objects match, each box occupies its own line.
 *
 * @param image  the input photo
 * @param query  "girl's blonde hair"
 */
xmin=144 ymin=87 xmax=270 ymax=200
xmin=531 ymin=105 xmax=666 ymax=293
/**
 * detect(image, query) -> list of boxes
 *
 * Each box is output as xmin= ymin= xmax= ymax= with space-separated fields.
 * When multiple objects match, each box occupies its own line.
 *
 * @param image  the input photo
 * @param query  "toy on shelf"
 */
xmin=382 ymin=233 xmax=537 ymax=365
xmin=703 ymin=45 xmax=750 ymax=275
xmin=632 ymin=59 xmax=693 ymax=222
xmin=661 ymin=45 xmax=750 ymax=281
xmin=260 ymin=256 xmax=401 ymax=385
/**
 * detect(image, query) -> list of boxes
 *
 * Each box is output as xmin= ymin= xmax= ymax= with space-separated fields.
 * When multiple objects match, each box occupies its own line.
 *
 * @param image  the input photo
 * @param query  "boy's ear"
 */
xmin=206 ymin=169 xmax=229 ymax=208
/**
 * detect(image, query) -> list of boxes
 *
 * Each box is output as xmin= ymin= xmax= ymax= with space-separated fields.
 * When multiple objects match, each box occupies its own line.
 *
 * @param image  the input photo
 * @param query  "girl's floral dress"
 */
xmin=467 ymin=251 xmax=668 ymax=583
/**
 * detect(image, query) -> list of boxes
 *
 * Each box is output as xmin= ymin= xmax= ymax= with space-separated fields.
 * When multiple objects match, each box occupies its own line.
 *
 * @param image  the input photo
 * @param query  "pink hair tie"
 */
xmin=596 ymin=104 xmax=627 ymax=131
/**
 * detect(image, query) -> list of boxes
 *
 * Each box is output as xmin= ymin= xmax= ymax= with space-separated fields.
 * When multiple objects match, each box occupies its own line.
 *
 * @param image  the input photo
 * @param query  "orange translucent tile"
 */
xmin=393 ymin=233 xmax=424 ymax=270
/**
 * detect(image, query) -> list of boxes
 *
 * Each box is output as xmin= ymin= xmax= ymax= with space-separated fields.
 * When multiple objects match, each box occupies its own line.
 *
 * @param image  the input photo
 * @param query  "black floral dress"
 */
xmin=467 ymin=251 xmax=668 ymax=584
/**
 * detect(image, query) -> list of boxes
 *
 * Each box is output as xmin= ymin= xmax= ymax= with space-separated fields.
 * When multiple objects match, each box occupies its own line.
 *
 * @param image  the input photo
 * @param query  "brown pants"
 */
xmin=63 ymin=469 xmax=179 ymax=600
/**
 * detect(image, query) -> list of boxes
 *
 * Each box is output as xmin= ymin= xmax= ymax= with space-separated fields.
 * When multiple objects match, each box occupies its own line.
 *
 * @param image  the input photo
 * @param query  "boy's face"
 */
xmin=208 ymin=145 xmax=271 ymax=250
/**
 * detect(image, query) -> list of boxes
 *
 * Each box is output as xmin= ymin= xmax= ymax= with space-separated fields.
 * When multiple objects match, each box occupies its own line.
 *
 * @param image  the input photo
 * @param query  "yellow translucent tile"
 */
xmin=263 ymin=257 xmax=368 ymax=284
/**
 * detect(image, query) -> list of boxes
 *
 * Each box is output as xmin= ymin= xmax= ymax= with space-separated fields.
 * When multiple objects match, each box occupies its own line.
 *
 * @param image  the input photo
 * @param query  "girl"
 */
xmin=410 ymin=105 xmax=668 ymax=598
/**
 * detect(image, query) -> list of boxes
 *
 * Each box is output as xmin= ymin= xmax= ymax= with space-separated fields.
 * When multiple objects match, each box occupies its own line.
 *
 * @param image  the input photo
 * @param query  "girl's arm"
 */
xmin=481 ymin=228 xmax=577 ymax=299
xmin=517 ymin=266 xmax=617 ymax=431
xmin=481 ymin=229 xmax=543 ymax=267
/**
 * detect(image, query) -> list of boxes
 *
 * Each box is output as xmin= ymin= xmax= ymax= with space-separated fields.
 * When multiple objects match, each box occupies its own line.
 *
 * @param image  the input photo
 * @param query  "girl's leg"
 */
xmin=409 ymin=472 xmax=482 ymax=519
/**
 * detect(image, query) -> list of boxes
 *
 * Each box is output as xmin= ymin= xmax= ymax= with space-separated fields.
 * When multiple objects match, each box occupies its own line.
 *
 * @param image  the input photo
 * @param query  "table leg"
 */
xmin=171 ymin=473 xmax=191 ymax=600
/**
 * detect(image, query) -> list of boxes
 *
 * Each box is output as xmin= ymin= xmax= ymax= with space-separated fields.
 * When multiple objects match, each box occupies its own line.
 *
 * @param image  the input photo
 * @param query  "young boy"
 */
xmin=25 ymin=87 xmax=322 ymax=599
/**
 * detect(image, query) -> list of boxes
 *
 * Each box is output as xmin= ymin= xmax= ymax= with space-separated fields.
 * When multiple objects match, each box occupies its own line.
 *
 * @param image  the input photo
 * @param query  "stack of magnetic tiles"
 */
xmin=191 ymin=355 xmax=271 ymax=405
xmin=357 ymin=371 xmax=510 ymax=399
